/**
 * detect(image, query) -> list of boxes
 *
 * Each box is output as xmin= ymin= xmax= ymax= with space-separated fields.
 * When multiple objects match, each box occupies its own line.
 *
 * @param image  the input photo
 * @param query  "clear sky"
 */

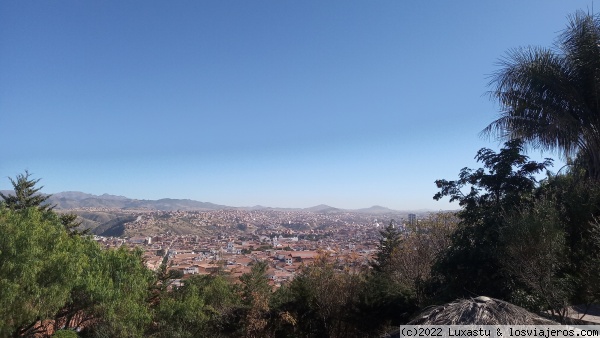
xmin=0 ymin=1 xmax=587 ymax=210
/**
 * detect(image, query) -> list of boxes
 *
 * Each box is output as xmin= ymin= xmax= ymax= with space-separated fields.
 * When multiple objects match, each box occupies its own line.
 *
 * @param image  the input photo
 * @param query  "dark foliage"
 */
xmin=431 ymin=140 xmax=552 ymax=301
xmin=0 ymin=170 xmax=53 ymax=212
xmin=484 ymin=11 xmax=600 ymax=180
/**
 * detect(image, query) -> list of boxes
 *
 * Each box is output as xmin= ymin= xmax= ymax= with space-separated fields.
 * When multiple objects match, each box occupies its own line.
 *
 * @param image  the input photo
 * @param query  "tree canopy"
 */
xmin=431 ymin=140 xmax=553 ymax=300
xmin=484 ymin=11 xmax=600 ymax=179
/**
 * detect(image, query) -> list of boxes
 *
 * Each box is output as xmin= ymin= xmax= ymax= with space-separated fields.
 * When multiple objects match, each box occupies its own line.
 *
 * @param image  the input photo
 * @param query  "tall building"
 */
xmin=408 ymin=213 xmax=416 ymax=226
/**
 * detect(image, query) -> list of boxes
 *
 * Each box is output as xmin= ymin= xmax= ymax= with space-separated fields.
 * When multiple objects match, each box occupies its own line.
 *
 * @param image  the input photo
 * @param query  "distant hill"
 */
xmin=1 ymin=190 xmax=229 ymax=211
xmin=48 ymin=193 xmax=229 ymax=211
xmin=304 ymin=204 xmax=341 ymax=213
xmin=354 ymin=205 xmax=397 ymax=214
xmin=53 ymin=191 xmax=129 ymax=201
xmin=0 ymin=190 xmax=440 ymax=214
xmin=90 ymin=214 xmax=138 ymax=237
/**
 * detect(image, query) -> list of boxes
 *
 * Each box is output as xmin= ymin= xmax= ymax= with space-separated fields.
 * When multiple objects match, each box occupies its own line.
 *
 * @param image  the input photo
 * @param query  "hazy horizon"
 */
xmin=2 ymin=1 xmax=578 ymax=210
xmin=0 ymin=188 xmax=448 ymax=211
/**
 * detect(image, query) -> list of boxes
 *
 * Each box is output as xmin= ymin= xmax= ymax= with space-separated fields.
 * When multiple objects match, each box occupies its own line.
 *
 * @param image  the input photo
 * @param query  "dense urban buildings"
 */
xmin=85 ymin=208 xmax=424 ymax=286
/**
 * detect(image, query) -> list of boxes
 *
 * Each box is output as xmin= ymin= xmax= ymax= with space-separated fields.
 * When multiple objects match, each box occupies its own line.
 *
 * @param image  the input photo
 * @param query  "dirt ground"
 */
xmin=564 ymin=305 xmax=600 ymax=324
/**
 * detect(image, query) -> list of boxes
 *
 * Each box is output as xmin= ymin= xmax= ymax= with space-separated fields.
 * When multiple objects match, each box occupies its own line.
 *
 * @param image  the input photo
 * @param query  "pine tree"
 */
xmin=1 ymin=171 xmax=85 ymax=235
xmin=371 ymin=221 xmax=401 ymax=273
xmin=240 ymin=261 xmax=272 ymax=338
xmin=0 ymin=170 xmax=53 ymax=211
xmin=59 ymin=213 xmax=88 ymax=236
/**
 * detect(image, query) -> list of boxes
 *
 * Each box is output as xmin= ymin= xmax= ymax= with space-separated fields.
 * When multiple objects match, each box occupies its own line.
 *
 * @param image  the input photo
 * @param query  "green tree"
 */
xmin=391 ymin=212 xmax=457 ymax=306
xmin=358 ymin=220 xmax=420 ymax=334
xmin=79 ymin=247 xmax=154 ymax=338
xmin=239 ymin=261 xmax=272 ymax=338
xmin=1 ymin=172 xmax=85 ymax=235
xmin=355 ymin=271 xmax=416 ymax=336
xmin=584 ymin=217 xmax=600 ymax=307
xmin=371 ymin=221 xmax=401 ymax=274
xmin=0 ymin=171 xmax=53 ymax=211
xmin=483 ymin=11 xmax=600 ymax=179
xmin=0 ymin=173 xmax=156 ymax=337
xmin=59 ymin=212 xmax=88 ymax=236
xmin=49 ymin=243 xmax=154 ymax=338
xmin=151 ymin=274 xmax=240 ymax=338
xmin=431 ymin=140 xmax=552 ymax=301
xmin=434 ymin=139 xmax=552 ymax=222
xmin=500 ymin=197 xmax=573 ymax=320
xmin=0 ymin=207 xmax=85 ymax=337
xmin=274 ymin=255 xmax=370 ymax=338
xmin=536 ymin=172 xmax=600 ymax=309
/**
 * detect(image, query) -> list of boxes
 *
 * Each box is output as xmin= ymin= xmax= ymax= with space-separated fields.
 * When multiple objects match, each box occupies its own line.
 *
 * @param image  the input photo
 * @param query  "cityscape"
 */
xmin=3 ymin=1 xmax=600 ymax=337
xmin=85 ymin=207 xmax=423 ymax=286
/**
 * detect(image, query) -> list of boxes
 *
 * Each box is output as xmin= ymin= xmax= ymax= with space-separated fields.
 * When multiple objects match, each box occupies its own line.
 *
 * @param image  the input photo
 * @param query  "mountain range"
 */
xmin=0 ymin=190 xmax=428 ymax=214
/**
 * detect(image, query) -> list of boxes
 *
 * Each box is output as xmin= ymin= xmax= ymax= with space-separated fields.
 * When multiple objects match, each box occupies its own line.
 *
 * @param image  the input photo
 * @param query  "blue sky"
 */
xmin=0 ymin=1 xmax=587 ymax=210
